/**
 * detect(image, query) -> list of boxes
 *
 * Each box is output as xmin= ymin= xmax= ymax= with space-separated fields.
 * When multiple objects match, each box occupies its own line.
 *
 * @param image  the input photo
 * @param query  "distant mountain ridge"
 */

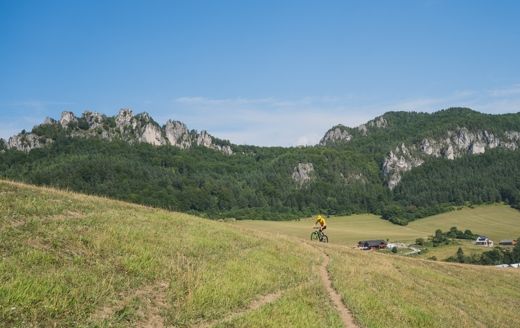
xmin=3 ymin=109 xmax=233 ymax=154
xmin=2 ymin=107 xmax=520 ymax=224
xmin=319 ymin=108 xmax=520 ymax=189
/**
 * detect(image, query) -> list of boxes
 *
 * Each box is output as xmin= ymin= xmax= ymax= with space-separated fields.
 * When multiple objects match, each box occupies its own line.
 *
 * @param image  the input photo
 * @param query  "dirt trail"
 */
xmin=196 ymin=290 xmax=284 ymax=328
xmin=319 ymin=254 xmax=359 ymax=328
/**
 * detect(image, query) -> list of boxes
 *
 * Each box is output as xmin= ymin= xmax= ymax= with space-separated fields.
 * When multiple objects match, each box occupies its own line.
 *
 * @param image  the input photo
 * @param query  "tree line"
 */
xmin=1 ymin=108 xmax=520 ymax=223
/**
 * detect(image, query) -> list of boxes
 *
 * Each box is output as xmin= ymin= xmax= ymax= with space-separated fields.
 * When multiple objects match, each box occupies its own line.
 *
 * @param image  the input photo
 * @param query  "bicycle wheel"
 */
xmin=310 ymin=231 xmax=320 ymax=241
xmin=320 ymin=234 xmax=328 ymax=243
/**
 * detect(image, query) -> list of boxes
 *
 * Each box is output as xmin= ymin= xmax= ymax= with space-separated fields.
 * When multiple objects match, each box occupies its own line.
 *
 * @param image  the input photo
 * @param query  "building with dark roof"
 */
xmin=358 ymin=240 xmax=387 ymax=250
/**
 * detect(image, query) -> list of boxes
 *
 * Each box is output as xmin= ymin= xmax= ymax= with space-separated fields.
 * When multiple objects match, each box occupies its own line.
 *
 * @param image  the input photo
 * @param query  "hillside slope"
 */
xmin=2 ymin=181 xmax=520 ymax=327
xmin=0 ymin=180 xmax=341 ymax=327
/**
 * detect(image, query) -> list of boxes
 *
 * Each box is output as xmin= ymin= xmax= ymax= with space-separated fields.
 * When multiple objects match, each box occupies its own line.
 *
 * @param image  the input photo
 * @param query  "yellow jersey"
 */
xmin=315 ymin=216 xmax=326 ymax=227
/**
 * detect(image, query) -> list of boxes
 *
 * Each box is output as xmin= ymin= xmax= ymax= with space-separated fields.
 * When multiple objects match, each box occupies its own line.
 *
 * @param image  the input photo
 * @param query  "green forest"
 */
xmin=1 ymin=108 xmax=520 ymax=223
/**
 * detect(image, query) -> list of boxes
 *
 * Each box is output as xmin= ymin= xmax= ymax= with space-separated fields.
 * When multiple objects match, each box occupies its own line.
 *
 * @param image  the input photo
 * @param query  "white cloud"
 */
xmin=164 ymin=96 xmax=381 ymax=146
xmin=167 ymin=84 xmax=520 ymax=146
xmin=488 ymin=84 xmax=520 ymax=97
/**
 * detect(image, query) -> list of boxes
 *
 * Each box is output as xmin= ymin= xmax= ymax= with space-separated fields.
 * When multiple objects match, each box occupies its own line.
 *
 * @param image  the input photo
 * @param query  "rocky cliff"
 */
xmin=319 ymin=115 xmax=389 ymax=145
xmin=291 ymin=163 xmax=315 ymax=187
xmin=382 ymin=127 xmax=520 ymax=189
xmin=319 ymin=109 xmax=520 ymax=190
xmin=5 ymin=133 xmax=52 ymax=153
xmin=5 ymin=109 xmax=233 ymax=154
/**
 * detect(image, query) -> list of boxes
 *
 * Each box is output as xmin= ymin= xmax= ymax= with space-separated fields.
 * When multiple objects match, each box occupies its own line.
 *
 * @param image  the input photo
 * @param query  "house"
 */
xmin=475 ymin=236 xmax=494 ymax=247
xmin=499 ymin=240 xmax=517 ymax=246
xmin=358 ymin=240 xmax=387 ymax=250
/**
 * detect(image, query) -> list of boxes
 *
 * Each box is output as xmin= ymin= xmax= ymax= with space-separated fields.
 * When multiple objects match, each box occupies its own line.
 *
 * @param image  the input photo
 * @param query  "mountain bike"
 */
xmin=310 ymin=227 xmax=328 ymax=243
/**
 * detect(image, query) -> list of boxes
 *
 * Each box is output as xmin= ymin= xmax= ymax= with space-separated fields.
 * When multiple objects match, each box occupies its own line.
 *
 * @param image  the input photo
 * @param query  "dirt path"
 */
xmin=319 ymin=254 xmax=359 ymax=328
xmin=195 ymin=290 xmax=284 ymax=328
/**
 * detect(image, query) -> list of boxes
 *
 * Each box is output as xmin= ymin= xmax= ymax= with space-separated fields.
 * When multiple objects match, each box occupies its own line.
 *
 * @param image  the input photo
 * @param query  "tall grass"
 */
xmin=326 ymin=244 xmax=520 ymax=328
xmin=0 ymin=181 xmax=341 ymax=327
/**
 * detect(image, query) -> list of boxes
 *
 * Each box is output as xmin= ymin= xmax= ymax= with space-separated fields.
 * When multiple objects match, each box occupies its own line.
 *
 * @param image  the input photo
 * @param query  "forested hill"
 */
xmin=1 ymin=107 xmax=520 ymax=224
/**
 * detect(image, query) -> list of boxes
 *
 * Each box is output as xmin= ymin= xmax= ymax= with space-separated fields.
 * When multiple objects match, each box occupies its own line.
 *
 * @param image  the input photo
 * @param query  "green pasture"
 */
xmin=3 ymin=180 xmax=520 ymax=327
xmin=234 ymin=204 xmax=520 ymax=246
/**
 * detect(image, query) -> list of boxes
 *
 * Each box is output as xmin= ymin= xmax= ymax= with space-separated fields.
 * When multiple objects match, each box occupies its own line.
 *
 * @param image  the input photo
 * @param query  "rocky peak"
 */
xmin=292 ymin=163 xmax=315 ymax=187
xmin=140 ymin=125 xmax=164 ymax=145
xmin=164 ymin=120 xmax=191 ymax=149
xmin=322 ymin=115 xmax=388 ymax=142
xmin=59 ymin=111 xmax=77 ymax=128
xmin=136 ymin=112 xmax=154 ymax=123
xmin=83 ymin=111 xmax=104 ymax=128
xmin=319 ymin=126 xmax=352 ymax=145
xmin=196 ymin=131 xmax=213 ymax=148
xmin=116 ymin=109 xmax=134 ymax=128
xmin=356 ymin=116 xmax=388 ymax=135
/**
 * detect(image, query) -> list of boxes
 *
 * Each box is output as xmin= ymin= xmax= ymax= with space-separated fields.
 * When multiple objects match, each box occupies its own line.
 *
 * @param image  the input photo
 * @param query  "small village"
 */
xmin=357 ymin=234 xmax=519 ymax=268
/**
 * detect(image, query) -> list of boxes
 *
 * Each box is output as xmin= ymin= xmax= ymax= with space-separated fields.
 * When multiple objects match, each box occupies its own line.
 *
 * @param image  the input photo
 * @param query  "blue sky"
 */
xmin=1 ymin=0 xmax=520 ymax=146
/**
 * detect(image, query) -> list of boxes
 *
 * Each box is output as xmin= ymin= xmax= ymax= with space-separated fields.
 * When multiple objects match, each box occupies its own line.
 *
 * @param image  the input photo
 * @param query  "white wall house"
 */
xmin=475 ymin=236 xmax=494 ymax=247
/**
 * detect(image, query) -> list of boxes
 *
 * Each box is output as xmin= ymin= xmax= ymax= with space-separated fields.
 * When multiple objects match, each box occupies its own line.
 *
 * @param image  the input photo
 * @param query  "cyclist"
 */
xmin=314 ymin=214 xmax=327 ymax=234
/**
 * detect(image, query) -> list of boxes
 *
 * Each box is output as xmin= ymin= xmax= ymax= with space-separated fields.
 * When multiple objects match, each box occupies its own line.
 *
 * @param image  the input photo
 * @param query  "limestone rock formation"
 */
xmin=357 ymin=116 xmax=388 ymax=135
xmin=383 ymin=127 xmax=520 ymax=189
xmin=382 ymin=144 xmax=424 ymax=189
xmin=59 ymin=111 xmax=77 ymax=128
xmin=139 ymin=123 xmax=165 ymax=146
xmin=319 ymin=126 xmax=352 ymax=145
xmin=83 ymin=111 xmax=105 ymax=129
xmin=292 ymin=163 xmax=315 ymax=187
xmin=164 ymin=120 xmax=192 ymax=149
xmin=5 ymin=109 xmax=233 ymax=155
xmin=321 ymin=115 xmax=389 ymax=142
xmin=7 ymin=133 xmax=50 ymax=153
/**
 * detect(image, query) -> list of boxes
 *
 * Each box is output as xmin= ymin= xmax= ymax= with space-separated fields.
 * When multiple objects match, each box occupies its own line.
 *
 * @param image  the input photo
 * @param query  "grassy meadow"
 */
xmin=0 ymin=180 xmax=342 ymax=327
xmin=417 ymin=239 xmax=495 ymax=260
xmin=326 ymin=243 xmax=520 ymax=328
xmin=2 ymin=180 xmax=520 ymax=327
xmin=234 ymin=204 xmax=520 ymax=246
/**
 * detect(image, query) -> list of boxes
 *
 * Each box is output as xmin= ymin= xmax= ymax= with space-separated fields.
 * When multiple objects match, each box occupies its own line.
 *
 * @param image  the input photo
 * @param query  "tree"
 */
xmin=512 ymin=237 xmax=520 ymax=263
xmin=456 ymin=247 xmax=465 ymax=263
